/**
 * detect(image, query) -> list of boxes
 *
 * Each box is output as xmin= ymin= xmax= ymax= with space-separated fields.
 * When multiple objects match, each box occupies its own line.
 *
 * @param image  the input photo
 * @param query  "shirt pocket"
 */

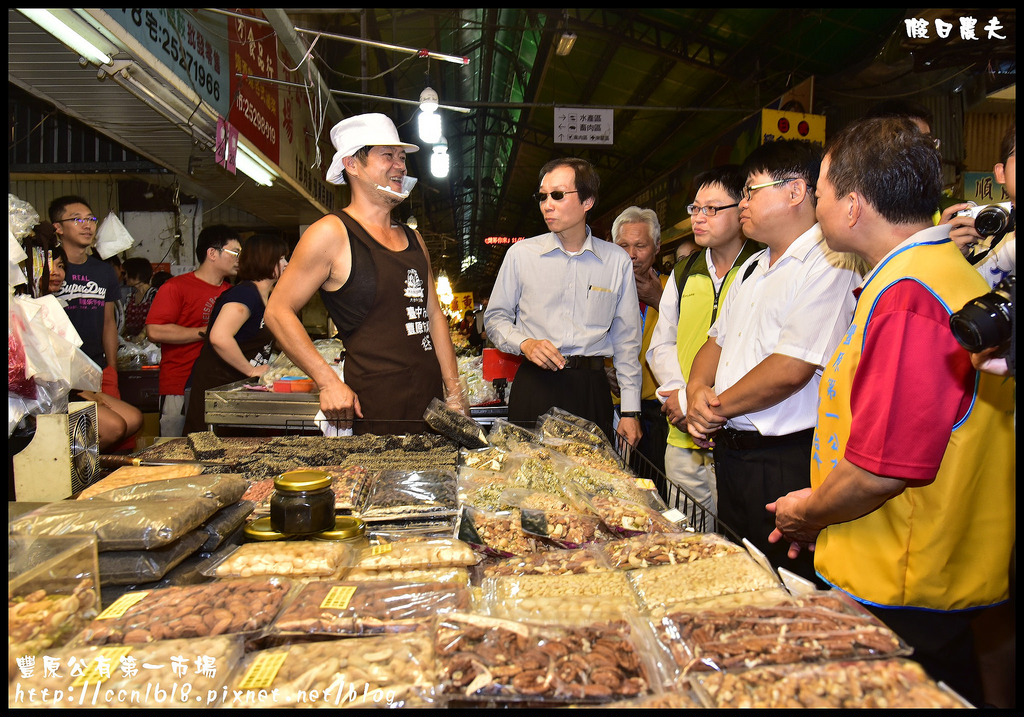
xmin=584 ymin=285 xmax=617 ymax=329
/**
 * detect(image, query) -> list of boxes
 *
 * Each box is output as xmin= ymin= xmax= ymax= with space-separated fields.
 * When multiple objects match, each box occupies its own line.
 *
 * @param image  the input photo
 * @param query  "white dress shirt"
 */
xmin=484 ymin=227 xmax=643 ymax=412
xmin=647 ymin=247 xmax=732 ymax=414
xmin=710 ymin=223 xmax=862 ymax=435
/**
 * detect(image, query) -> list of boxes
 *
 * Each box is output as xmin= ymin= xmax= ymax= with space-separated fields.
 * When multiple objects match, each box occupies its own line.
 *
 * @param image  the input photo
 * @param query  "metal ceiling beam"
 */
xmin=262 ymin=9 xmax=345 ymax=128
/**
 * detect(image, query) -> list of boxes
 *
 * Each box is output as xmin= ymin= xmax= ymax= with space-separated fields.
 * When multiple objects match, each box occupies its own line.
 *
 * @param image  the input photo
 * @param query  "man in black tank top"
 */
xmin=265 ymin=114 xmax=467 ymax=435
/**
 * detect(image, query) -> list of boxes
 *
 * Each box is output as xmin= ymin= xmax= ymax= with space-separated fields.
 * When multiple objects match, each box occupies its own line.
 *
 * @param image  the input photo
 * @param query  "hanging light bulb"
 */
xmin=430 ymin=137 xmax=450 ymax=179
xmin=406 ymin=215 xmax=418 ymax=231
xmin=436 ymin=269 xmax=454 ymax=309
xmin=418 ymin=87 xmax=442 ymax=144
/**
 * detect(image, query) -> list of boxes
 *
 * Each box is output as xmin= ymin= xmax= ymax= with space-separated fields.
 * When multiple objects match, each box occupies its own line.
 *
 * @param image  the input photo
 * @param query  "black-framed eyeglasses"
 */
xmin=742 ymin=177 xmax=799 ymax=200
xmin=687 ymin=203 xmax=739 ymax=217
xmin=533 ymin=190 xmax=579 ymax=203
xmin=58 ymin=216 xmax=98 ymax=226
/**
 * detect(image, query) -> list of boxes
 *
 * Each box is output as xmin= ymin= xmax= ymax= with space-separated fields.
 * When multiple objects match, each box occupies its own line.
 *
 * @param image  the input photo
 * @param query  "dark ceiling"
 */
xmin=8 ymin=9 xmax=1017 ymax=297
xmin=280 ymin=8 xmax=1015 ymax=294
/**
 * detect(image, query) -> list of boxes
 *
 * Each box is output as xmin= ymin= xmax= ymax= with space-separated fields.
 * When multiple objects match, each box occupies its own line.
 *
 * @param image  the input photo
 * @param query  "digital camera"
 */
xmin=955 ymin=201 xmax=1014 ymax=237
xmin=950 ymin=274 xmax=1015 ymax=354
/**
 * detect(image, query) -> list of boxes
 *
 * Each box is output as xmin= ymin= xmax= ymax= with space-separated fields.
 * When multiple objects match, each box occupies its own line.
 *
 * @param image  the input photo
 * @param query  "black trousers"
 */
xmin=508 ymin=361 xmax=614 ymax=442
xmin=632 ymin=398 xmax=667 ymax=475
xmin=865 ymin=605 xmax=983 ymax=707
xmin=712 ymin=429 xmax=822 ymax=585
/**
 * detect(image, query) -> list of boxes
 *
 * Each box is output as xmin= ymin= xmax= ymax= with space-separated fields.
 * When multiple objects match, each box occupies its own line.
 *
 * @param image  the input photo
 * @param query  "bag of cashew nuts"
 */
xmin=222 ymin=632 xmax=438 ymax=708
xmin=70 ymin=577 xmax=294 ymax=646
xmin=200 ymin=540 xmax=358 ymax=579
xmin=351 ymin=537 xmax=480 ymax=571
xmin=433 ymin=611 xmax=669 ymax=703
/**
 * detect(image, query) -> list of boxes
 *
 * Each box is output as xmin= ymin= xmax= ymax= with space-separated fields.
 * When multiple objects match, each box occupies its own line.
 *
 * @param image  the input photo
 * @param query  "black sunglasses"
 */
xmin=532 ymin=190 xmax=579 ymax=203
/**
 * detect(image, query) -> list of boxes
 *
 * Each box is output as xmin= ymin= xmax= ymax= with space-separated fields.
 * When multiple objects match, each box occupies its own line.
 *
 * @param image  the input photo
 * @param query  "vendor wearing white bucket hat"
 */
xmin=266 ymin=113 xmax=467 ymax=435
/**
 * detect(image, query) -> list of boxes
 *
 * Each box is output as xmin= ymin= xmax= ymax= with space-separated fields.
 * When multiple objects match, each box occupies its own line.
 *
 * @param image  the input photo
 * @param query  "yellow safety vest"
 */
xmin=813 ymin=237 xmax=1015 ymax=611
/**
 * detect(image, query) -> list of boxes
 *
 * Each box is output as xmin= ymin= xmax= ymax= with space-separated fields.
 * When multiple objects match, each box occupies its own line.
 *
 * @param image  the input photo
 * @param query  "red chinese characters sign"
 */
xmin=228 ymin=9 xmax=279 ymax=164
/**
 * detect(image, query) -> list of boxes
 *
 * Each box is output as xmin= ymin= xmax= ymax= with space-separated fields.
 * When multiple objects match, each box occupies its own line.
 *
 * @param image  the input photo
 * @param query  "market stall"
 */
xmin=8 ymin=412 xmax=971 ymax=709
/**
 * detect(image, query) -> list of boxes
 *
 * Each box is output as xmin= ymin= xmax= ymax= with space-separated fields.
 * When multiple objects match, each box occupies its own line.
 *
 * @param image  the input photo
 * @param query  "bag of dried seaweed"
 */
xmin=86 ymin=473 xmax=248 ymax=509
xmin=423 ymin=397 xmax=488 ymax=448
xmin=539 ymin=408 xmax=615 ymax=451
xmin=10 ymin=497 xmax=221 ymax=551
xmin=486 ymin=418 xmax=541 ymax=449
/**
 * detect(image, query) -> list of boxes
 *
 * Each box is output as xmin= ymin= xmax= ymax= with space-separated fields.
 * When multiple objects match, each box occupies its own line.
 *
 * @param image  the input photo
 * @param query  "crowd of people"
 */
xmin=20 ymin=106 xmax=1013 ymax=707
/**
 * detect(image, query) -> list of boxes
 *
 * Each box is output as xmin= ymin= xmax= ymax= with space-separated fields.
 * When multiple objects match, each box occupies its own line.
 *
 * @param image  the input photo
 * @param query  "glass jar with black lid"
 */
xmin=270 ymin=469 xmax=335 ymax=535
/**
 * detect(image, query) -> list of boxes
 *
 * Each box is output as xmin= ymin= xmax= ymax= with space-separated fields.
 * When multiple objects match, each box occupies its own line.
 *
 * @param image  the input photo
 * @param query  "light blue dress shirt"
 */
xmin=484 ymin=227 xmax=643 ymax=412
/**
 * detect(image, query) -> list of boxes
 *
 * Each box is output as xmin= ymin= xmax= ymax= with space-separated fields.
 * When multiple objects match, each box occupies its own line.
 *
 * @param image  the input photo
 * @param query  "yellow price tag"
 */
xmin=634 ymin=478 xmax=656 ymax=491
xmin=71 ymin=646 xmax=133 ymax=687
xmin=370 ymin=543 xmax=393 ymax=556
xmin=97 ymin=592 xmax=149 ymax=619
xmin=320 ymin=585 xmax=357 ymax=610
xmin=237 ymin=651 xmax=289 ymax=690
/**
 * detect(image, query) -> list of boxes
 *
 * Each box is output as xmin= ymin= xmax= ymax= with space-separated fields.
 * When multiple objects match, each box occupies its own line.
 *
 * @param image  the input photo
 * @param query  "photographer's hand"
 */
xmin=940 ymin=203 xmax=984 ymax=257
xmin=970 ymin=345 xmax=1012 ymax=377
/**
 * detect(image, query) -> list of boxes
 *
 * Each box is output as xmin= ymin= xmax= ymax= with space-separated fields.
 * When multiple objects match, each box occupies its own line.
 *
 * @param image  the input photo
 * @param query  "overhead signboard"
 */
xmin=554 ymin=108 xmax=613 ymax=145
xmin=760 ymin=108 xmax=826 ymax=147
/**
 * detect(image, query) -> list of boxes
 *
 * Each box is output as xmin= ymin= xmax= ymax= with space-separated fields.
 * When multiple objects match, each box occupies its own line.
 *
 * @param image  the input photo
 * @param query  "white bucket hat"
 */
xmin=325 ymin=113 xmax=419 ymax=185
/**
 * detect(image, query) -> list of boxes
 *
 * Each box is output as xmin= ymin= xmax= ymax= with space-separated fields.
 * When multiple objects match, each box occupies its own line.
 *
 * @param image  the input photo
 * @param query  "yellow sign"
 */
xmin=760 ymin=109 xmax=825 ymax=147
xmin=451 ymin=292 xmax=475 ymax=316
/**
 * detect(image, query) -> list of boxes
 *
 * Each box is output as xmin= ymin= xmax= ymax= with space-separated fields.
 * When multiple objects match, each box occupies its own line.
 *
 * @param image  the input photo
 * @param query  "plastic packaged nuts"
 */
xmin=72 ymin=578 xmax=292 ymax=646
xmin=203 ymin=540 xmax=356 ymax=578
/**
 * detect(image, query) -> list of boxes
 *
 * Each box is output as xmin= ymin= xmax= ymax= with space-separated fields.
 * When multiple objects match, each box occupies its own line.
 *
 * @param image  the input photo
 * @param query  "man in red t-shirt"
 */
xmin=146 ymin=225 xmax=240 ymax=436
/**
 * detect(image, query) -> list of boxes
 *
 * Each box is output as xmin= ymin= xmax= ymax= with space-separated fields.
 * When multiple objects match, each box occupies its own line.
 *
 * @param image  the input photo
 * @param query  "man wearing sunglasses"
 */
xmin=485 ymin=157 xmax=642 ymax=447
xmin=146 ymin=224 xmax=240 ymax=436
xmin=684 ymin=140 xmax=862 ymax=583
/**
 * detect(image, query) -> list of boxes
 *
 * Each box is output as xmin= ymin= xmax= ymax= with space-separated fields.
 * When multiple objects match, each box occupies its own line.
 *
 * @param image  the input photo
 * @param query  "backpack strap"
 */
xmin=673 ymin=249 xmax=703 ymax=299
xmin=741 ymin=249 xmax=768 ymax=283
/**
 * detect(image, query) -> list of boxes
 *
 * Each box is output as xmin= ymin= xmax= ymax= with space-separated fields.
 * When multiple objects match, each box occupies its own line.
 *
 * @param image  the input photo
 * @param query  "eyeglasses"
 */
xmin=220 ymin=247 xmax=241 ymax=257
xmin=687 ymin=203 xmax=739 ymax=217
xmin=58 ymin=216 xmax=98 ymax=226
xmin=532 ymin=190 xmax=579 ymax=203
xmin=742 ymin=177 xmax=799 ymax=200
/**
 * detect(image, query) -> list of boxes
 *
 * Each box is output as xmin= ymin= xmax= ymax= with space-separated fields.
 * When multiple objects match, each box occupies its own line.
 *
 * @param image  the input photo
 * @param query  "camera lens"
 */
xmin=949 ymin=276 xmax=1014 ymax=353
xmin=974 ymin=206 xmax=1011 ymax=237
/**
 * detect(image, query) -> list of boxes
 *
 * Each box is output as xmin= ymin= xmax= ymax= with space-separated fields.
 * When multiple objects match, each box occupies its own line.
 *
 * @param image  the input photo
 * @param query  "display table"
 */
xmin=202 ymin=379 xmax=509 ymax=431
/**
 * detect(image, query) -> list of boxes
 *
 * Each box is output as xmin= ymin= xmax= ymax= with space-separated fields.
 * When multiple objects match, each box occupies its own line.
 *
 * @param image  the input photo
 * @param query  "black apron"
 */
xmin=328 ymin=212 xmax=443 ymax=435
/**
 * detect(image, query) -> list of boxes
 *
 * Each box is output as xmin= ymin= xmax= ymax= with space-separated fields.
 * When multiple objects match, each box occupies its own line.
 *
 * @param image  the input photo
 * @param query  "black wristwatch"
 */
xmin=620 ymin=411 xmax=642 ymax=419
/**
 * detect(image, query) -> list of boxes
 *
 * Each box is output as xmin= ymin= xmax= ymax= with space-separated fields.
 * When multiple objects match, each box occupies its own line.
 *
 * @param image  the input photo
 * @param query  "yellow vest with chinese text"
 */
xmin=812 ymin=237 xmax=1015 ymax=611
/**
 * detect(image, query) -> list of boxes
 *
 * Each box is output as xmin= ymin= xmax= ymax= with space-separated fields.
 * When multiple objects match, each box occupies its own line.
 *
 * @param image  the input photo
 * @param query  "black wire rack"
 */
xmin=613 ymin=433 xmax=740 ymax=542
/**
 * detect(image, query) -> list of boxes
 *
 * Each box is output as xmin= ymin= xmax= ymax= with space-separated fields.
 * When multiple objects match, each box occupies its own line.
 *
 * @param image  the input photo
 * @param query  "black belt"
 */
xmin=714 ymin=427 xmax=814 ymax=451
xmin=562 ymin=355 xmax=606 ymax=371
